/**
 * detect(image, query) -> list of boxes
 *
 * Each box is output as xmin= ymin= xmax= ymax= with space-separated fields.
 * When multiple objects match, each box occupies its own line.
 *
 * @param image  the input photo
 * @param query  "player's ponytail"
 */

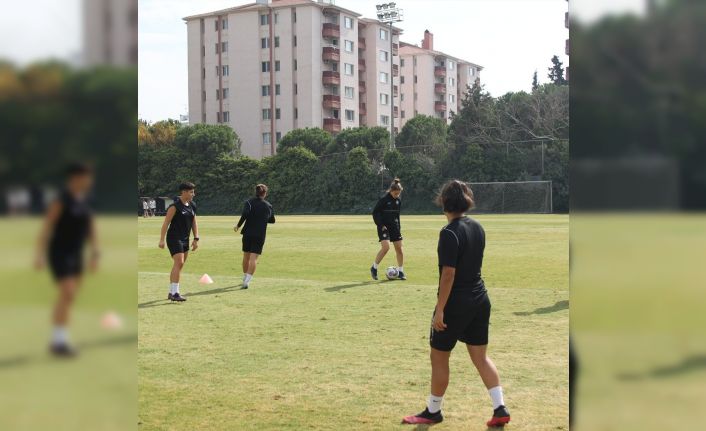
xmin=388 ymin=178 xmax=403 ymax=193
xmin=435 ymin=180 xmax=474 ymax=213
xmin=255 ymin=184 xmax=269 ymax=198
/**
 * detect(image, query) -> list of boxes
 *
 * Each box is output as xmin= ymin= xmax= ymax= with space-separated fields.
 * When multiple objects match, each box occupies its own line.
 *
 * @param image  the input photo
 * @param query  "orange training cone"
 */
xmin=199 ymin=273 xmax=214 ymax=284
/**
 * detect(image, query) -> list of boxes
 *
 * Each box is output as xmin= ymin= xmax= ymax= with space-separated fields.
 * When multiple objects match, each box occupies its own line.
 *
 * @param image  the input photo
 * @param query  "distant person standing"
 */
xmin=142 ymin=199 xmax=149 ymax=218
xmin=149 ymin=198 xmax=157 ymax=217
xmin=370 ymin=178 xmax=406 ymax=280
xmin=158 ymin=183 xmax=199 ymax=302
xmin=233 ymin=184 xmax=275 ymax=289
xmin=35 ymin=163 xmax=100 ymax=357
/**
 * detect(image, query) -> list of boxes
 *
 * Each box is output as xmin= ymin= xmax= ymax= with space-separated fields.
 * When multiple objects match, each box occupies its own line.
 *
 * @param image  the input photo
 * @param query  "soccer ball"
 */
xmin=386 ymin=266 xmax=399 ymax=280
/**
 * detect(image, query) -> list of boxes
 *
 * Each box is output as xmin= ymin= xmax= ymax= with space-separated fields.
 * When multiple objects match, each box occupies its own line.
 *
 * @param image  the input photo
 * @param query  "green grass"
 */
xmin=0 ymin=216 xmax=137 ymax=431
xmin=139 ymin=214 xmax=569 ymax=430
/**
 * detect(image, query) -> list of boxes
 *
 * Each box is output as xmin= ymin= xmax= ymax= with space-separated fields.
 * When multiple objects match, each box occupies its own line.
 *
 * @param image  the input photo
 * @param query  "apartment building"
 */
xmin=398 ymin=30 xmax=482 ymax=128
xmin=184 ymin=0 xmax=401 ymax=159
xmin=84 ymin=0 xmax=138 ymax=66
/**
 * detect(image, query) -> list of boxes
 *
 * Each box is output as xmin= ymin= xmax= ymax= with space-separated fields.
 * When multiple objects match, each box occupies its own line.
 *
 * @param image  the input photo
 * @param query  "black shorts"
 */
xmin=167 ymin=238 xmax=190 ymax=256
xmin=429 ymin=292 xmax=491 ymax=351
xmin=242 ymin=235 xmax=265 ymax=254
xmin=48 ymin=249 xmax=83 ymax=280
xmin=377 ymin=223 xmax=402 ymax=242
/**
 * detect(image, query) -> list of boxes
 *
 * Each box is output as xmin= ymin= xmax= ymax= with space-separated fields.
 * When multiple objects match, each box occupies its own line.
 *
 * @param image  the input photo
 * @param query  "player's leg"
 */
xmin=402 ymin=347 xmax=449 ymax=424
xmin=371 ymin=239 xmax=390 ymax=280
xmin=243 ymin=253 xmax=259 ymax=289
xmin=392 ymin=239 xmax=406 ymax=280
xmin=168 ymin=252 xmax=187 ymax=301
xmin=467 ymin=344 xmax=510 ymax=426
xmin=50 ymin=276 xmax=80 ymax=356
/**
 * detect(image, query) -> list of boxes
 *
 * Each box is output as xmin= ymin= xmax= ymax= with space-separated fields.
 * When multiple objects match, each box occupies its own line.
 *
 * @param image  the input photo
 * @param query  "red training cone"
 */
xmin=199 ymin=273 xmax=214 ymax=284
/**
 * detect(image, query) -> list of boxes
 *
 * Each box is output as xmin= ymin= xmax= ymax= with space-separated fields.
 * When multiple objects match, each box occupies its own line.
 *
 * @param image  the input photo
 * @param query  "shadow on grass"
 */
xmin=617 ymin=353 xmax=706 ymax=381
xmin=0 ymin=333 xmax=137 ymax=370
xmin=138 ymin=285 xmax=245 ymax=308
xmin=325 ymin=280 xmax=393 ymax=292
xmin=514 ymin=300 xmax=568 ymax=316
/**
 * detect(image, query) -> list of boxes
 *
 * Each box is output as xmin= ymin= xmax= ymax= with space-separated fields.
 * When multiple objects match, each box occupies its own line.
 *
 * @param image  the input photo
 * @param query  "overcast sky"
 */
xmin=0 ymin=0 xmax=647 ymax=122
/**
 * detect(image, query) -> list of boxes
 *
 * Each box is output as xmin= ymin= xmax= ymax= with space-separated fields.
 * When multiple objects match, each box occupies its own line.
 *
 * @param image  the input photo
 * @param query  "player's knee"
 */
xmin=381 ymin=243 xmax=390 ymax=253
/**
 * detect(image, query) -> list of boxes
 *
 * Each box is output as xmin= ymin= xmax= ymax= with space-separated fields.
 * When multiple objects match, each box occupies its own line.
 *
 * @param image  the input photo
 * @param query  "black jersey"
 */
xmin=372 ymin=193 xmax=401 ymax=227
xmin=49 ymin=190 xmax=92 ymax=253
xmin=437 ymin=216 xmax=487 ymax=295
xmin=166 ymin=199 xmax=196 ymax=241
xmin=237 ymin=197 xmax=275 ymax=239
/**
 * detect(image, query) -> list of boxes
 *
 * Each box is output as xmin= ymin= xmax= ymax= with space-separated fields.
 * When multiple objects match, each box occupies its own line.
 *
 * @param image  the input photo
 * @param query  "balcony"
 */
xmin=358 ymin=58 xmax=366 ymax=72
xmin=323 ymin=118 xmax=341 ymax=133
xmin=322 ymin=23 xmax=340 ymax=39
xmin=322 ymin=94 xmax=341 ymax=109
xmin=435 ymin=83 xmax=446 ymax=94
xmin=359 ymin=80 xmax=366 ymax=93
xmin=392 ymin=43 xmax=399 ymax=56
xmin=322 ymin=71 xmax=340 ymax=86
xmin=434 ymin=101 xmax=447 ymax=112
xmin=322 ymin=46 xmax=340 ymax=62
xmin=392 ymin=64 xmax=399 ymax=77
xmin=393 ymin=106 xmax=399 ymax=118
xmin=358 ymin=37 xmax=366 ymax=50
xmin=434 ymin=66 xmax=446 ymax=77
xmin=359 ymin=102 xmax=367 ymax=116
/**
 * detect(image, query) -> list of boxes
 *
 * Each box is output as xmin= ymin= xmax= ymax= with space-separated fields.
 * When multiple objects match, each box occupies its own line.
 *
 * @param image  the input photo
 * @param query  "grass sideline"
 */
xmin=139 ymin=214 xmax=569 ymax=430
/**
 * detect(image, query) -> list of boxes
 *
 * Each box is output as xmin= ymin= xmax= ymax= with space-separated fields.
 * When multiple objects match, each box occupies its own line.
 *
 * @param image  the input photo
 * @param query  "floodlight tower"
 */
xmin=376 ymin=2 xmax=403 ymax=150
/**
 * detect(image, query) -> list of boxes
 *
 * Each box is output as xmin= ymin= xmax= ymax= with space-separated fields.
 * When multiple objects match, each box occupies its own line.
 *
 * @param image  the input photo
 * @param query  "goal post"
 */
xmin=467 ymin=180 xmax=553 ymax=214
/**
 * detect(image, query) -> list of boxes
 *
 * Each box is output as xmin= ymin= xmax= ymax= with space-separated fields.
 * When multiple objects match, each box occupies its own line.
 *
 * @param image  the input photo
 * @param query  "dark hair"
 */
xmin=255 ymin=183 xmax=268 ymax=197
xmin=65 ymin=162 xmax=93 ymax=177
xmin=435 ymin=180 xmax=475 ymax=213
xmin=179 ymin=182 xmax=196 ymax=192
xmin=388 ymin=178 xmax=403 ymax=192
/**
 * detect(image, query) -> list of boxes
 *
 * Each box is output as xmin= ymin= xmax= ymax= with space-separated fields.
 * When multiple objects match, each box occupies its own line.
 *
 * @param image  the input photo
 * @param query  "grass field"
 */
xmin=0 ymin=216 xmax=137 ymax=431
xmin=138 ymin=214 xmax=569 ymax=430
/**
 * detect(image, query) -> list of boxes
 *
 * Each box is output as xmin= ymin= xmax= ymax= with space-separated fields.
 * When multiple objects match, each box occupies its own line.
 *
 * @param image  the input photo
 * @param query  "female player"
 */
xmin=234 ymin=184 xmax=275 ymax=289
xmin=35 ymin=163 xmax=99 ymax=357
xmin=159 ymin=182 xmax=199 ymax=302
xmin=402 ymin=180 xmax=510 ymax=427
xmin=370 ymin=178 xmax=405 ymax=280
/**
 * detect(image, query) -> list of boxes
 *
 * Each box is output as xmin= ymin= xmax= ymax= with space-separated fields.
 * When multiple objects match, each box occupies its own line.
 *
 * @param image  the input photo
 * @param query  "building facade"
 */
xmin=84 ymin=0 xmax=138 ymax=66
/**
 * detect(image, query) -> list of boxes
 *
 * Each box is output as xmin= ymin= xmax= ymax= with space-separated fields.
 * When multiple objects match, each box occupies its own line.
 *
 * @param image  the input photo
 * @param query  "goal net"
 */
xmin=468 ymin=181 xmax=553 ymax=214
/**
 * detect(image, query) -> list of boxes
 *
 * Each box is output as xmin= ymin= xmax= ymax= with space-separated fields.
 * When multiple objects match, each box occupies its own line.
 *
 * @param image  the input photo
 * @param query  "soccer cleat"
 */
xmin=401 ymin=408 xmax=443 ymax=425
xmin=398 ymin=271 xmax=407 ymax=280
xmin=370 ymin=265 xmax=378 ymax=280
xmin=50 ymin=343 xmax=78 ymax=358
xmin=241 ymin=283 xmax=249 ymax=290
xmin=167 ymin=293 xmax=173 ymax=300
xmin=170 ymin=293 xmax=187 ymax=302
xmin=486 ymin=405 xmax=511 ymax=427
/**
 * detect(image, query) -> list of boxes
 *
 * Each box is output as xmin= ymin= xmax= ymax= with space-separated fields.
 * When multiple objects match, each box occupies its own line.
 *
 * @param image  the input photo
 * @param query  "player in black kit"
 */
xmin=35 ymin=163 xmax=99 ymax=357
xmin=159 ymin=182 xmax=199 ymax=302
xmin=234 ymin=184 xmax=275 ymax=289
xmin=370 ymin=178 xmax=406 ymax=280
xmin=402 ymin=180 xmax=510 ymax=428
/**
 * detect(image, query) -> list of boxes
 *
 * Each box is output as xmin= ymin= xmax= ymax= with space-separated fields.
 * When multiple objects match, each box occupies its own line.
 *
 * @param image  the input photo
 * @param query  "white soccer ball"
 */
xmin=386 ymin=266 xmax=399 ymax=280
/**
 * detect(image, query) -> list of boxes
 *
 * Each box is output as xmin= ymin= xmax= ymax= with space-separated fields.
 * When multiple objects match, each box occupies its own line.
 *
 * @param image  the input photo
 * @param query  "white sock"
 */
xmin=372 ymin=262 xmax=378 ymax=269
xmin=427 ymin=394 xmax=443 ymax=413
xmin=169 ymin=283 xmax=176 ymax=294
xmin=488 ymin=386 xmax=505 ymax=409
xmin=244 ymin=274 xmax=253 ymax=285
xmin=52 ymin=326 xmax=68 ymax=345
xmin=242 ymin=273 xmax=247 ymax=282
xmin=399 ymin=266 xmax=404 ymax=272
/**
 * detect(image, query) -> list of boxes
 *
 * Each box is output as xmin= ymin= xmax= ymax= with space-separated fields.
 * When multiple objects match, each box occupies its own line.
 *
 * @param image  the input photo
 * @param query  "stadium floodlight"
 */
xmin=375 ymin=2 xmax=403 ymax=150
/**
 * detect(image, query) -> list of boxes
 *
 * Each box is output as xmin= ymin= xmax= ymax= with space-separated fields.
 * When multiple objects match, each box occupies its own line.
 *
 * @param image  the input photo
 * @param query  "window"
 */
xmin=262 ymin=109 xmax=272 ymax=120
xmin=215 ymin=43 xmax=220 ymax=54
xmin=262 ymin=61 xmax=270 ymax=72
xmin=414 ymin=75 xmax=417 ymax=83
xmin=263 ymin=132 xmax=271 ymax=145
xmin=400 ymin=76 xmax=405 ymax=84
xmin=223 ymin=65 xmax=229 ymax=76
xmin=275 ymin=84 xmax=281 ymax=95
xmin=274 ymin=12 xmax=279 ymax=24
xmin=344 ymin=16 xmax=353 ymax=29
xmin=201 ymin=19 xmax=205 ymax=33
xmin=292 ymin=10 xmax=297 ymax=22
xmin=216 ymin=89 xmax=221 ymax=100
xmin=379 ymin=72 xmax=388 ymax=83
xmin=400 ymin=58 xmax=405 ymax=67
xmin=332 ymin=38 xmax=338 ymax=46
xmin=380 ymin=93 xmax=389 ymax=105
xmin=222 ymin=18 xmax=228 ymax=29
xmin=215 ymin=20 xmax=219 ymax=31
xmin=222 ymin=41 xmax=228 ymax=52
xmin=448 ymin=77 xmax=455 ymax=86
xmin=201 ymin=45 xmax=205 ymax=56
xmin=380 ymin=114 xmax=390 ymax=125
xmin=260 ymin=14 xmax=269 ymax=25
xmin=344 ymin=63 xmax=354 ymax=76
xmin=332 ymin=62 xmax=338 ymax=72
xmin=344 ymin=40 xmax=354 ymax=52
xmin=449 ymin=60 xmax=454 ymax=70
xmin=202 ymin=67 xmax=206 ymax=79
xmin=344 ymin=86 xmax=354 ymax=99
xmin=276 ymin=108 xmax=281 ymax=120
xmin=413 ymin=56 xmax=417 ymax=66
xmin=275 ymin=36 xmax=280 ymax=47
xmin=202 ymin=91 xmax=206 ymax=102
xmin=262 ymin=85 xmax=270 ymax=96
xmin=414 ymin=92 xmax=418 ymax=100
xmin=293 ymin=59 xmax=297 ymax=70
xmin=331 ymin=85 xmax=339 ymax=96
xmin=345 ymin=109 xmax=355 ymax=121
xmin=276 ymin=132 xmax=282 ymax=142
xmin=293 ymin=36 xmax=297 ymax=47
xmin=332 ymin=109 xmax=339 ymax=119
xmin=275 ymin=61 xmax=280 ymax=71
xmin=217 ymin=112 xmax=221 ymax=122
xmin=400 ymin=93 xmax=404 ymax=101
xmin=380 ymin=28 xmax=388 ymax=40
xmin=449 ymin=94 xmax=456 ymax=104
xmin=222 ymin=88 xmax=229 ymax=99
xmin=261 ymin=37 xmax=270 ymax=49
xmin=294 ymin=108 xmax=298 ymax=119
xmin=401 ymin=110 xmax=405 ymax=118
xmin=223 ymin=111 xmax=230 ymax=122
xmin=379 ymin=50 xmax=389 ymax=62
xmin=295 ymin=84 xmax=298 ymax=94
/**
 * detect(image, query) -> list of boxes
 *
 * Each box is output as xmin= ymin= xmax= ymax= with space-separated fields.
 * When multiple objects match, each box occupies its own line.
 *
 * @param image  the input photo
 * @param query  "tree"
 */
xmin=395 ymin=115 xmax=447 ymax=158
xmin=277 ymin=127 xmax=333 ymax=156
xmin=263 ymin=146 xmax=318 ymax=212
xmin=547 ymin=55 xmax=567 ymax=85
xmin=174 ymin=123 xmax=240 ymax=158
xmin=532 ymin=70 xmax=539 ymax=91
